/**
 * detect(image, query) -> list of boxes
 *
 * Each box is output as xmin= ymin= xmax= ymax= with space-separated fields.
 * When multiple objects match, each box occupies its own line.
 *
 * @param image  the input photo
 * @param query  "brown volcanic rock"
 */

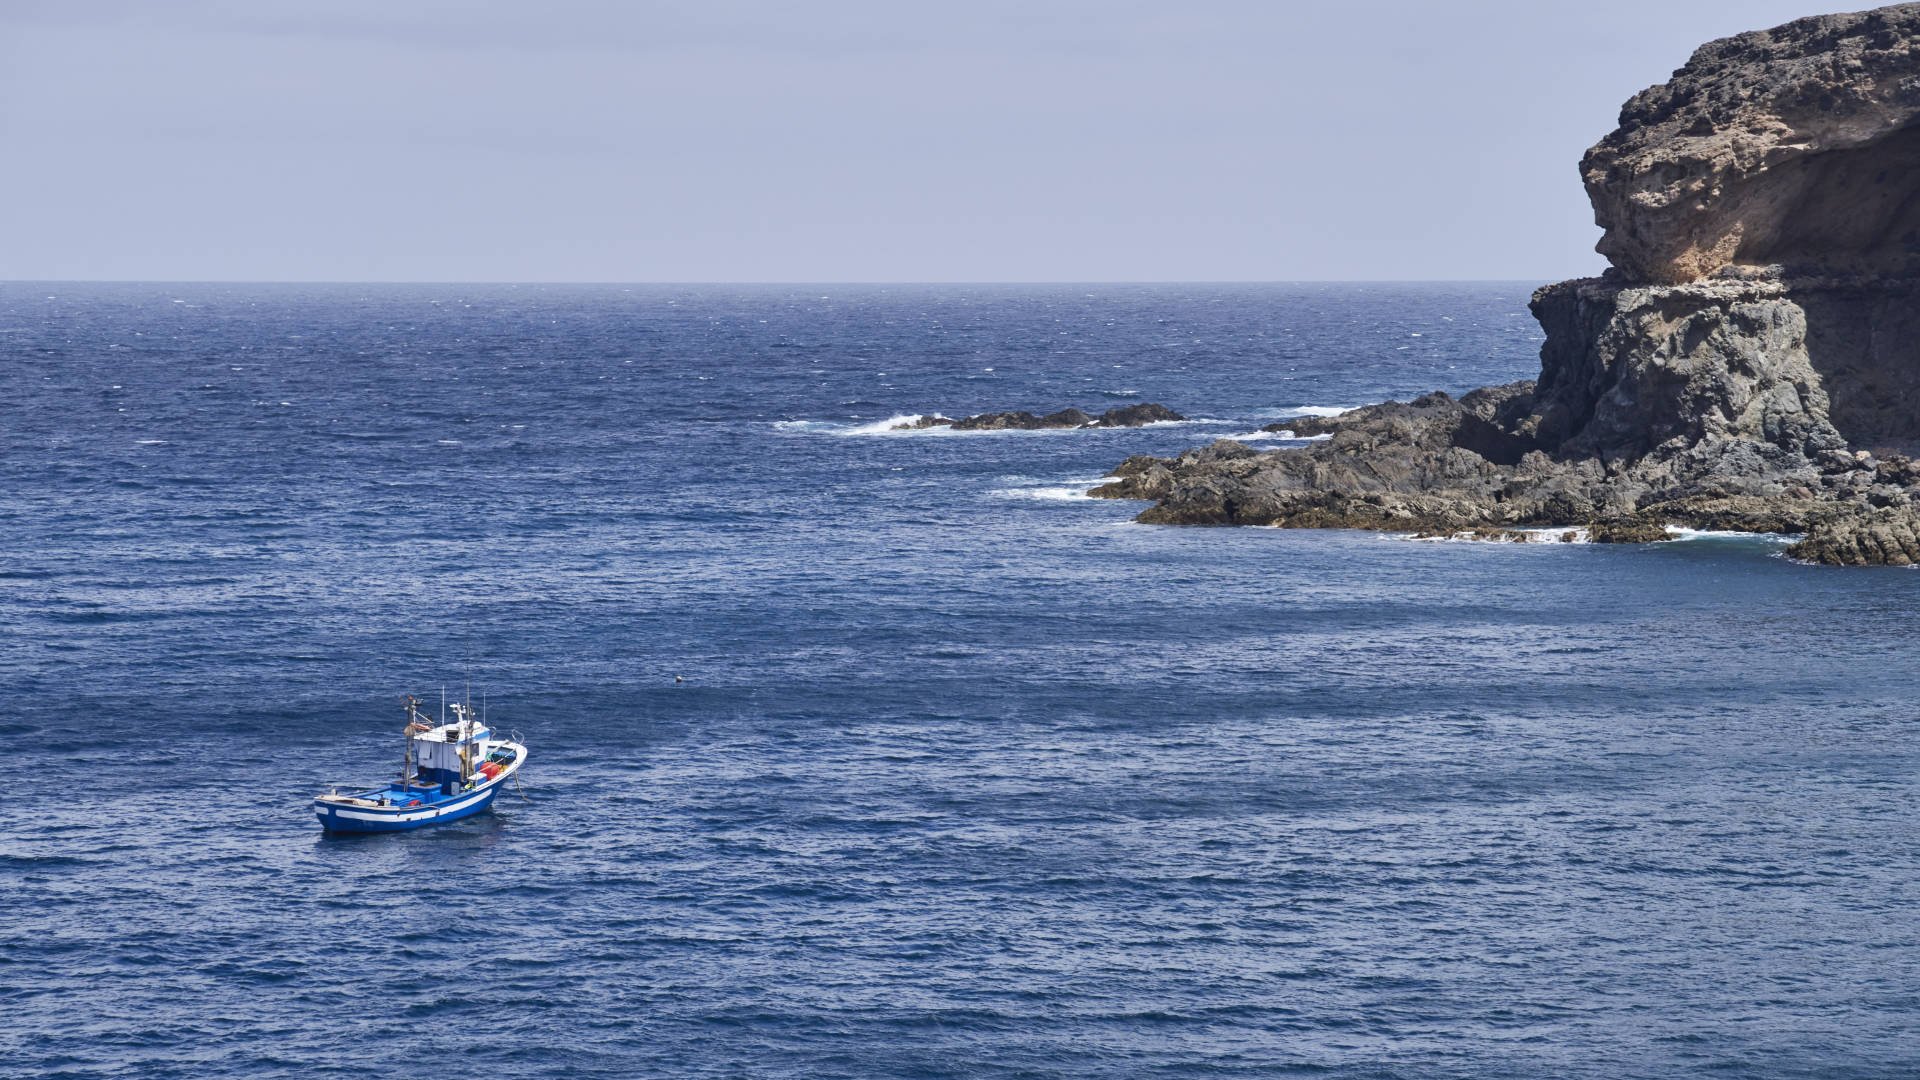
xmin=1585 ymin=4 xmax=1920 ymax=284
xmin=1789 ymin=505 xmax=1920 ymax=564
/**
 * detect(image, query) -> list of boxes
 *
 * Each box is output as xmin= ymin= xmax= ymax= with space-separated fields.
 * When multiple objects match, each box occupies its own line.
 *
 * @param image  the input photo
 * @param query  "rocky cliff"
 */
xmin=1097 ymin=4 xmax=1920 ymax=566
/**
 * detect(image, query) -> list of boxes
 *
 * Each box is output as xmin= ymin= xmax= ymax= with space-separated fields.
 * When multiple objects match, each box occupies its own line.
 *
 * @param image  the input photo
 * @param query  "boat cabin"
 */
xmin=411 ymin=704 xmax=490 ymax=795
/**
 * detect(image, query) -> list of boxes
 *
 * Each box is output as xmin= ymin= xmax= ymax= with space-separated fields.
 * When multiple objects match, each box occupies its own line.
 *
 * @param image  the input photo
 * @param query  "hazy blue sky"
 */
xmin=1 ymin=0 xmax=1834 ymax=282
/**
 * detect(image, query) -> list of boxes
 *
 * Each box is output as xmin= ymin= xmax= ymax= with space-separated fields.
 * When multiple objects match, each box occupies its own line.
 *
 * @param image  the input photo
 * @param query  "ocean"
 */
xmin=5 ymin=282 xmax=1918 ymax=1078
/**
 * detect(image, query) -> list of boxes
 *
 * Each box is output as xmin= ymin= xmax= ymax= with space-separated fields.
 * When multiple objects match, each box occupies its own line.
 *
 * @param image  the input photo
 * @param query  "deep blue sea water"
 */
xmin=5 ymin=282 xmax=1920 ymax=1079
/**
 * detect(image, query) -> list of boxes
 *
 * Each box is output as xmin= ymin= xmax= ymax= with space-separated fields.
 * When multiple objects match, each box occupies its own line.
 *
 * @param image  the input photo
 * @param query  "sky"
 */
xmin=0 ymin=0 xmax=1841 ymax=282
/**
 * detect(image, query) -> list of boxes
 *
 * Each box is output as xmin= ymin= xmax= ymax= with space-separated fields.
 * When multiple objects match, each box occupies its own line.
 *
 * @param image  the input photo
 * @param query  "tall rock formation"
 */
xmin=1096 ymin=4 xmax=1920 ymax=566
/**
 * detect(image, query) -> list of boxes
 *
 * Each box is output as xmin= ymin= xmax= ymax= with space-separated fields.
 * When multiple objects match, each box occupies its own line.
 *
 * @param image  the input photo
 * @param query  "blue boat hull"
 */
xmin=315 ymin=783 xmax=500 ymax=833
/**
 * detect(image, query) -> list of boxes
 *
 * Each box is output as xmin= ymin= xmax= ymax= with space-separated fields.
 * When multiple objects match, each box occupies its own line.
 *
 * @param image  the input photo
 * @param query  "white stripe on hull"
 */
xmin=326 ymin=790 xmax=490 ymax=823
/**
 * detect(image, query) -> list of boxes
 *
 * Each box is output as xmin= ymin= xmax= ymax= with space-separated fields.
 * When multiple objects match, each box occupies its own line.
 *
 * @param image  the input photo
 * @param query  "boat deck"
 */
xmin=326 ymin=780 xmax=465 ymax=807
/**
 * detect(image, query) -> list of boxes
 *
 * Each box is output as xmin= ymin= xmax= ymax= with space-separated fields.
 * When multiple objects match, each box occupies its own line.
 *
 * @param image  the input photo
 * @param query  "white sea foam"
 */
xmin=775 ymin=414 xmax=1187 ymax=437
xmin=1665 ymin=527 xmax=1799 ymax=543
xmin=1396 ymin=526 xmax=1593 ymax=545
xmin=990 ymin=484 xmax=1099 ymax=501
xmin=1226 ymin=430 xmax=1333 ymax=442
xmin=134 ymin=439 xmax=169 ymax=446
xmin=845 ymin=414 xmax=942 ymax=435
xmin=988 ymin=476 xmax=1110 ymax=502
xmin=773 ymin=409 xmax=1248 ymax=438
xmin=774 ymin=414 xmax=946 ymax=436
xmin=1154 ymin=417 xmax=1222 ymax=426
xmin=1397 ymin=524 xmax=1804 ymax=546
xmin=1252 ymin=404 xmax=1361 ymax=421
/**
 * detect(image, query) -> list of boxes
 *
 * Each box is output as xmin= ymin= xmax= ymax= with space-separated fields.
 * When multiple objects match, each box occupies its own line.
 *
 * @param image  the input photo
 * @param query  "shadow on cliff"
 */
xmin=1799 ymin=281 xmax=1920 ymax=456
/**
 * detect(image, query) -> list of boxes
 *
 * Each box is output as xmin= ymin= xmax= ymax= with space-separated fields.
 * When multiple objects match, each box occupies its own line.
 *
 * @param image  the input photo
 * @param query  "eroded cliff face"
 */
xmin=1585 ymin=4 xmax=1920 ymax=284
xmin=1096 ymin=4 xmax=1920 ymax=565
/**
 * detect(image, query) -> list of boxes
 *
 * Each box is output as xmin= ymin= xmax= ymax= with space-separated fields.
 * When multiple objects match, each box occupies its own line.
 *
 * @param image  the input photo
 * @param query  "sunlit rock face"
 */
xmin=1584 ymin=4 xmax=1920 ymax=284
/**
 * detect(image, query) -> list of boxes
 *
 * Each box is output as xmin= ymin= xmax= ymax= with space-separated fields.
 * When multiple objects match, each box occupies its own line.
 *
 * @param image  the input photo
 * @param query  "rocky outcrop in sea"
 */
xmin=1095 ymin=4 xmax=1920 ymax=566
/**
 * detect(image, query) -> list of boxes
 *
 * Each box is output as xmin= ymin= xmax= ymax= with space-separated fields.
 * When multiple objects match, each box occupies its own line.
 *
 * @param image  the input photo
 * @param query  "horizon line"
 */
xmin=3 ymin=277 xmax=1573 ymax=287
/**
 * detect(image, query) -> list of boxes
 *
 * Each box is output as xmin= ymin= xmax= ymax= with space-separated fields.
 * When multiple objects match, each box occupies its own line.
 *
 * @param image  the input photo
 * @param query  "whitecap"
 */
xmin=134 ymin=439 xmax=169 ymax=446
xmin=773 ymin=413 xmax=1231 ymax=438
xmin=990 ymin=485 xmax=1100 ymax=502
xmin=987 ymin=476 xmax=1110 ymax=502
xmin=1254 ymin=404 xmax=1359 ymax=420
xmin=1664 ymin=527 xmax=1799 ymax=544
xmin=1139 ymin=418 xmax=1231 ymax=428
xmin=774 ymin=414 xmax=947 ymax=436
xmin=844 ymin=413 xmax=942 ymax=435
xmin=1225 ymin=430 xmax=1332 ymax=442
xmin=1397 ymin=524 xmax=1801 ymax=546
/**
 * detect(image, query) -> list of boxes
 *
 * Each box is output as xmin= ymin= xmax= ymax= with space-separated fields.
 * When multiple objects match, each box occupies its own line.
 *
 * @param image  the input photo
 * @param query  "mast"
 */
xmin=453 ymin=701 xmax=473 ymax=783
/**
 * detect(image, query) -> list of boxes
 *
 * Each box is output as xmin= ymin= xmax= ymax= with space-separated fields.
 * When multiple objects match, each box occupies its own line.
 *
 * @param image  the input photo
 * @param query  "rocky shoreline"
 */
xmin=1094 ymin=6 xmax=1920 ymax=567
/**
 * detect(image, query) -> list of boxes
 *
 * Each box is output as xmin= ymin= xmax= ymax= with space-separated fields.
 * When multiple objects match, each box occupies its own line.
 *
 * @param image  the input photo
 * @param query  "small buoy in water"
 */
xmin=674 ymin=675 xmax=683 ymax=683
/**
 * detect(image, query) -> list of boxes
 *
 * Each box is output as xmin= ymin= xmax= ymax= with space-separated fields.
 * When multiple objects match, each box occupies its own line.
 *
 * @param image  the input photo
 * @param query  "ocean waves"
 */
xmin=3 ymin=283 xmax=1900 ymax=1080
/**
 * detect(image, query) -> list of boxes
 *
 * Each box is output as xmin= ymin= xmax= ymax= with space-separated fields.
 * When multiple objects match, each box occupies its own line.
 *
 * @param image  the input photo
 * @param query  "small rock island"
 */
xmin=1095 ymin=4 xmax=1920 ymax=566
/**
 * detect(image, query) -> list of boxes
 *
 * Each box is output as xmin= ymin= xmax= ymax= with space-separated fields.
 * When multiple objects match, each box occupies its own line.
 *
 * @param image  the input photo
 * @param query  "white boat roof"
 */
xmin=414 ymin=721 xmax=490 ymax=743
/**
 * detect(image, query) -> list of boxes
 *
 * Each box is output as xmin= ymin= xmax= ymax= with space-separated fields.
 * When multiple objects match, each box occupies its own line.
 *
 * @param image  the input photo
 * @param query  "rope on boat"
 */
xmin=506 ymin=728 xmax=531 ymax=803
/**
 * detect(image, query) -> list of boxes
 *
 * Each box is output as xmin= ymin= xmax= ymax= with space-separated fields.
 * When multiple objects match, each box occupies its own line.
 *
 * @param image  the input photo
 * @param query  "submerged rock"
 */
xmin=1097 ymin=5 xmax=1920 ymax=565
xmin=1091 ymin=403 xmax=1184 ymax=427
xmin=894 ymin=404 xmax=1184 ymax=431
xmin=891 ymin=415 xmax=957 ymax=430
xmin=950 ymin=409 xmax=1095 ymax=431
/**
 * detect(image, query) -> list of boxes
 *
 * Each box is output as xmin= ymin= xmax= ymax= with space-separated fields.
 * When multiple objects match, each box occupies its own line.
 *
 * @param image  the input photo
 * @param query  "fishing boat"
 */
xmin=314 ymin=693 xmax=527 ymax=833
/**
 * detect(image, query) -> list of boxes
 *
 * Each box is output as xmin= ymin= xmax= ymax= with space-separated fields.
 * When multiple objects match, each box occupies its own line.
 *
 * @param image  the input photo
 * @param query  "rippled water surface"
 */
xmin=5 ymin=283 xmax=1919 ymax=1078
